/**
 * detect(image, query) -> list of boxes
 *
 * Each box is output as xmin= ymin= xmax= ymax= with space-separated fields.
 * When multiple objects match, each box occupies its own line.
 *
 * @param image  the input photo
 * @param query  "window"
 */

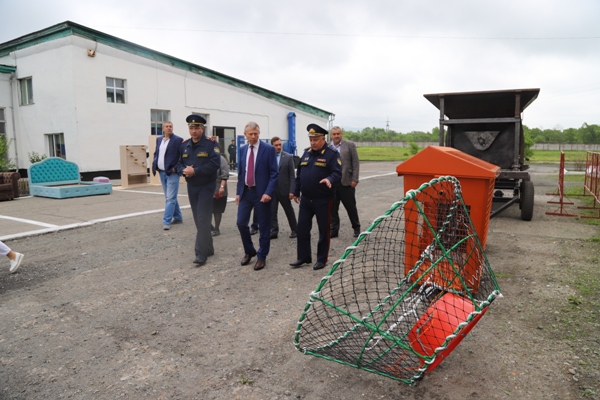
xmin=106 ymin=77 xmax=125 ymax=103
xmin=151 ymin=109 xmax=170 ymax=135
xmin=0 ymin=108 xmax=5 ymax=135
xmin=46 ymin=133 xmax=65 ymax=159
xmin=19 ymin=77 xmax=33 ymax=105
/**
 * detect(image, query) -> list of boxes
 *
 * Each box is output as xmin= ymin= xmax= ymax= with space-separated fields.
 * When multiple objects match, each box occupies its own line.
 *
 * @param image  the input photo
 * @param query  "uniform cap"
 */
xmin=186 ymin=114 xmax=207 ymax=126
xmin=307 ymin=123 xmax=328 ymax=137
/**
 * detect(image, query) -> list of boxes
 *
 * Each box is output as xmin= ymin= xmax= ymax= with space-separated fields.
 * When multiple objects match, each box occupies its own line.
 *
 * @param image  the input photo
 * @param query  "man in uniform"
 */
xmin=178 ymin=114 xmax=221 ymax=266
xmin=289 ymin=124 xmax=341 ymax=271
xmin=329 ymin=126 xmax=361 ymax=238
xmin=228 ymin=139 xmax=236 ymax=168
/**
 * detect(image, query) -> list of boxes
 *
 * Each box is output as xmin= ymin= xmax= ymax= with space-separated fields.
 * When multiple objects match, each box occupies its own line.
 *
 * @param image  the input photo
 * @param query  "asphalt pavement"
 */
xmin=0 ymin=161 xmax=561 ymax=241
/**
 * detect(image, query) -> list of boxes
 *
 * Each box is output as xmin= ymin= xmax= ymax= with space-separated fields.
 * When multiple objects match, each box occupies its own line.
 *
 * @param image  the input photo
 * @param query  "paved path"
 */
xmin=0 ymin=161 xmax=402 ymax=241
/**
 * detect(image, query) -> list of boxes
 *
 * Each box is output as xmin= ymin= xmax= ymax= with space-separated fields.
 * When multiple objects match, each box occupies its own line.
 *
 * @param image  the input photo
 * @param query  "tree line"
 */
xmin=341 ymin=123 xmax=600 ymax=144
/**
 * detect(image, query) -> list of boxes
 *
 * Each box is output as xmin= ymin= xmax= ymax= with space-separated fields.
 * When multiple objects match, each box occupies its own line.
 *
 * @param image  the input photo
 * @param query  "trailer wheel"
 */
xmin=520 ymin=181 xmax=534 ymax=221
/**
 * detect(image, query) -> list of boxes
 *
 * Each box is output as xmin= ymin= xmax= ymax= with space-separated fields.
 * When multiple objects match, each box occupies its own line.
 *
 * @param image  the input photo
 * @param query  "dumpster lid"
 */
xmin=423 ymin=88 xmax=540 ymax=119
xmin=396 ymin=146 xmax=501 ymax=179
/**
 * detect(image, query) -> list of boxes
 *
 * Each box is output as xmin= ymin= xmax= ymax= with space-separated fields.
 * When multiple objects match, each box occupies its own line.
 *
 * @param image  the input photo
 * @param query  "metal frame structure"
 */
xmin=424 ymin=88 xmax=540 ymax=220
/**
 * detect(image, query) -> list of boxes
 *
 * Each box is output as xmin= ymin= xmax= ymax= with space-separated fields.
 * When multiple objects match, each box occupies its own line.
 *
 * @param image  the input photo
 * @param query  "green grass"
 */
xmin=357 ymin=147 xmax=592 ymax=163
xmin=357 ymin=146 xmax=413 ymax=161
xmin=529 ymin=150 xmax=589 ymax=163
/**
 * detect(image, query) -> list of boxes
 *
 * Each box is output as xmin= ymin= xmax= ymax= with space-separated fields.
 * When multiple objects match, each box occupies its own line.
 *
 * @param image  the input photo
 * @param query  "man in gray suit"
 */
xmin=329 ymin=126 xmax=361 ymax=238
xmin=270 ymin=136 xmax=298 ymax=239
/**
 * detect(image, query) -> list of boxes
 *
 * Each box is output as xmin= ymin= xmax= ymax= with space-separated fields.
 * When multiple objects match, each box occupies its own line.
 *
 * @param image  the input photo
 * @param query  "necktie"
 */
xmin=247 ymin=145 xmax=255 ymax=186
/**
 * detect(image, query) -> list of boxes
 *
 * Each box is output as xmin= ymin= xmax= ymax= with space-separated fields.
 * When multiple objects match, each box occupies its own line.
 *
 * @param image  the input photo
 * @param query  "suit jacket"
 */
xmin=275 ymin=151 xmax=295 ymax=197
xmin=236 ymin=141 xmax=279 ymax=198
xmin=330 ymin=140 xmax=360 ymax=186
xmin=152 ymin=134 xmax=184 ymax=176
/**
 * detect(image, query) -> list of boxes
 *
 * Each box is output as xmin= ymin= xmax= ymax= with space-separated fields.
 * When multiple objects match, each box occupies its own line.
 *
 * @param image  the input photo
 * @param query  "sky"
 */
xmin=1 ymin=0 xmax=599 ymax=133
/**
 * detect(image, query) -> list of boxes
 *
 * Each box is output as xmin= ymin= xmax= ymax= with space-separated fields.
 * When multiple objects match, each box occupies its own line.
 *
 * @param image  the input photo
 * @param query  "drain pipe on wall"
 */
xmin=8 ymin=71 xmax=19 ymax=168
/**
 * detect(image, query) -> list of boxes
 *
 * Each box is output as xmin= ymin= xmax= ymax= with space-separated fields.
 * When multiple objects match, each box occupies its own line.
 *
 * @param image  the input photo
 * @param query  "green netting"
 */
xmin=293 ymin=176 xmax=501 ymax=385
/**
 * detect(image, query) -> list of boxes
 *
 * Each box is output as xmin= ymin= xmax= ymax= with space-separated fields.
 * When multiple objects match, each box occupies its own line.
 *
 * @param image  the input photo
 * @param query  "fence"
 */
xmin=578 ymin=152 xmax=600 ymax=219
xmin=546 ymin=152 xmax=576 ymax=217
xmin=355 ymin=142 xmax=600 ymax=151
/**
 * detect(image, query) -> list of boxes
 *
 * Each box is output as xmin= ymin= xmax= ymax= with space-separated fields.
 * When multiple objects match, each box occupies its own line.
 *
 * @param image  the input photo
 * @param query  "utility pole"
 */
xmin=385 ymin=117 xmax=390 ymax=132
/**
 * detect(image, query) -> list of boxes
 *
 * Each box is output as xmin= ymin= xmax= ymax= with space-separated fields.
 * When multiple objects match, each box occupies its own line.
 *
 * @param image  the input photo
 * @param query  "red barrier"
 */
xmin=578 ymin=151 xmax=600 ymax=219
xmin=546 ymin=151 xmax=577 ymax=217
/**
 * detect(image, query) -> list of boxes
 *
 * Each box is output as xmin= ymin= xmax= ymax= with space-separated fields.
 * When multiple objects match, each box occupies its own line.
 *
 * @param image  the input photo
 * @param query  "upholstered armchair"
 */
xmin=0 ymin=172 xmax=21 ymax=201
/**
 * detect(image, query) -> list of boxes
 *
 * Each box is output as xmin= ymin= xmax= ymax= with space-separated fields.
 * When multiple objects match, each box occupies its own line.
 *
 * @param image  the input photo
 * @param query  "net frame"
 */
xmin=293 ymin=176 xmax=501 ymax=384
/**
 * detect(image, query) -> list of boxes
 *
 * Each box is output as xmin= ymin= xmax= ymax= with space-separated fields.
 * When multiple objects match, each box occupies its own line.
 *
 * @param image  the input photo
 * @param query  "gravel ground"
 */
xmin=0 ymin=162 xmax=598 ymax=399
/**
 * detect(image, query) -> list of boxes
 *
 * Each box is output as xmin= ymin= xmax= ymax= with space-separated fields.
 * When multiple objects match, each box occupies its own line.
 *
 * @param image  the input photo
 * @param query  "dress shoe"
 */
xmin=193 ymin=258 xmax=206 ymax=266
xmin=270 ymin=233 xmax=278 ymax=239
xmin=330 ymin=231 xmax=338 ymax=238
xmin=250 ymin=228 xmax=258 ymax=235
xmin=289 ymin=230 xmax=297 ymax=238
xmin=241 ymin=250 xmax=257 ymax=266
xmin=289 ymin=259 xmax=311 ymax=268
xmin=312 ymin=262 xmax=326 ymax=270
xmin=353 ymin=228 xmax=361 ymax=238
xmin=254 ymin=259 xmax=266 ymax=271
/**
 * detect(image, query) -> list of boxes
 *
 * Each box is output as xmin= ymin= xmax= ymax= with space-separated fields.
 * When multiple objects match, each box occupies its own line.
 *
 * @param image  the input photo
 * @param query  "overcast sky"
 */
xmin=1 ymin=0 xmax=599 ymax=133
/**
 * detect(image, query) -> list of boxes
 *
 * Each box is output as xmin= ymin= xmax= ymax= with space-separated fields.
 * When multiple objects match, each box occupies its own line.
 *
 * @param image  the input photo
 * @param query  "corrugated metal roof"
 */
xmin=0 ymin=21 xmax=332 ymax=119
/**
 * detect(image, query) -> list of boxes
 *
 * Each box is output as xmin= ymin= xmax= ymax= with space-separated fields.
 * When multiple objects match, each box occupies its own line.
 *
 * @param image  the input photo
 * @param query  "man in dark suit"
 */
xmin=270 ymin=136 xmax=298 ymax=239
xmin=236 ymin=122 xmax=279 ymax=271
xmin=151 ymin=121 xmax=184 ymax=230
xmin=329 ymin=126 xmax=361 ymax=238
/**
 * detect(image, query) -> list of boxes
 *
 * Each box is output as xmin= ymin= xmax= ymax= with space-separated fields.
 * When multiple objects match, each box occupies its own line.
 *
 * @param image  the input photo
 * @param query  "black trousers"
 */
xmin=188 ymin=182 xmax=216 ymax=261
xmin=297 ymin=197 xmax=333 ymax=263
xmin=271 ymin=193 xmax=298 ymax=235
xmin=331 ymin=185 xmax=360 ymax=232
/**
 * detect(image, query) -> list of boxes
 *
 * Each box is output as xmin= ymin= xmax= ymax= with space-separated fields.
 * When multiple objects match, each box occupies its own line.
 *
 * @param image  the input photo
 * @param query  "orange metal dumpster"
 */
xmin=396 ymin=146 xmax=500 ymax=292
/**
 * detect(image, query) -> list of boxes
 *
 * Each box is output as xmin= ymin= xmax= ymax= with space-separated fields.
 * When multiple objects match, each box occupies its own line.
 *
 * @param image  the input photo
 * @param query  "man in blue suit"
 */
xmin=236 ymin=122 xmax=279 ymax=271
xmin=152 ymin=121 xmax=184 ymax=230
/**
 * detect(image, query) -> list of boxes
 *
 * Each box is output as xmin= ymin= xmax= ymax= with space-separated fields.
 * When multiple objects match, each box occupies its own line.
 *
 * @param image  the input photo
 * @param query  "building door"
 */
xmin=212 ymin=126 xmax=235 ymax=163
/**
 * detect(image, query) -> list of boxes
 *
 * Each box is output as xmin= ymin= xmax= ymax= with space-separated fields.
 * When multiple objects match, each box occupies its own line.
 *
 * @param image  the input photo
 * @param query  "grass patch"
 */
xmin=357 ymin=147 xmax=592 ymax=164
xmin=563 ymin=174 xmax=585 ymax=183
xmin=357 ymin=146 xmax=412 ymax=161
xmin=528 ymin=150 xmax=588 ymax=163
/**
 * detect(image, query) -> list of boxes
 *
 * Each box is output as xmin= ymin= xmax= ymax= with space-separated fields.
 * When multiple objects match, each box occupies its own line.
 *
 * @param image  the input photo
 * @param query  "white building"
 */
xmin=0 ymin=21 xmax=333 ymax=177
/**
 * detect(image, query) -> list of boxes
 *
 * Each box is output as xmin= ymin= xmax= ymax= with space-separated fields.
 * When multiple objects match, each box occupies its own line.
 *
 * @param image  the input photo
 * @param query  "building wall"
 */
xmin=0 ymin=35 xmax=327 ymax=173
xmin=0 ymin=73 xmax=16 ymax=164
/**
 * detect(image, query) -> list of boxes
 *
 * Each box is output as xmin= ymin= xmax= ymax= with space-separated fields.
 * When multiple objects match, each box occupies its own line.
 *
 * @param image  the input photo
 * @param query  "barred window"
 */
xmin=106 ymin=77 xmax=125 ymax=103
xmin=0 ymin=108 xmax=5 ymax=134
xmin=19 ymin=77 xmax=33 ymax=105
xmin=151 ymin=110 xmax=170 ymax=135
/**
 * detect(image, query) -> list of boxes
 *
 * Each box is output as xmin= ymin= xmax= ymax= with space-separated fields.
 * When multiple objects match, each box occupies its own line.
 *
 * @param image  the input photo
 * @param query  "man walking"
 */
xmin=290 ymin=124 xmax=341 ymax=271
xmin=228 ymin=139 xmax=237 ymax=168
xmin=151 ymin=121 xmax=184 ymax=230
xmin=236 ymin=122 xmax=279 ymax=271
xmin=329 ymin=126 xmax=361 ymax=238
xmin=270 ymin=136 xmax=298 ymax=239
xmin=178 ymin=115 xmax=221 ymax=266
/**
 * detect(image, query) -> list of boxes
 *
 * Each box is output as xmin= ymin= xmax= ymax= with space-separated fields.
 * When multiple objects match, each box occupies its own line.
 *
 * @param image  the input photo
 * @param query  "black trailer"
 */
xmin=424 ymin=88 xmax=540 ymax=220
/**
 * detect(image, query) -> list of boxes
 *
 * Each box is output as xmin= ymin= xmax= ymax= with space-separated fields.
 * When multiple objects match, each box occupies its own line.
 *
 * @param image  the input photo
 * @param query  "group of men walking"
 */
xmin=151 ymin=115 xmax=360 ymax=272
